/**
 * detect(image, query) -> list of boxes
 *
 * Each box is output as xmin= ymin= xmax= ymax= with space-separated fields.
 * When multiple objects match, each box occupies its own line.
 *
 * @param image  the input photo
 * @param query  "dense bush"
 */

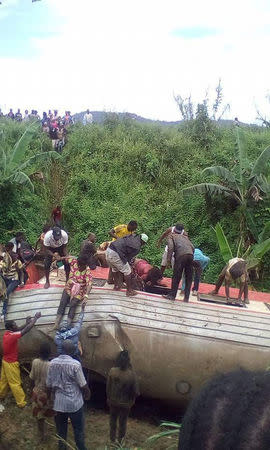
xmin=2 ymin=117 xmax=270 ymax=290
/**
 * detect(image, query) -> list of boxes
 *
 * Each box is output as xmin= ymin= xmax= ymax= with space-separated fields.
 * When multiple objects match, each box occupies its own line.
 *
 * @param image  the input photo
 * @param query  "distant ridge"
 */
xmin=73 ymin=111 xmax=254 ymax=128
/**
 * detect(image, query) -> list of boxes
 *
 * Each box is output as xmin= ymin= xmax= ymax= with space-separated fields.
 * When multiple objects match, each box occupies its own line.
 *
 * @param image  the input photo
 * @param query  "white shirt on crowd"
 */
xmin=83 ymin=112 xmax=93 ymax=125
xmin=43 ymin=230 xmax=68 ymax=248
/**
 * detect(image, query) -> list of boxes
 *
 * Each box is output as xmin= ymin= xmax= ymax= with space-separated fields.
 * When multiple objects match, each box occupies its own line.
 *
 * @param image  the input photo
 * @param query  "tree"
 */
xmin=182 ymin=128 xmax=270 ymax=243
xmin=0 ymin=122 xmax=61 ymax=191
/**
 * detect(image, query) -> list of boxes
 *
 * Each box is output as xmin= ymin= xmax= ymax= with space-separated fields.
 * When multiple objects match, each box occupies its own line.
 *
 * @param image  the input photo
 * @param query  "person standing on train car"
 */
xmin=0 ymin=312 xmax=41 ymax=408
xmin=163 ymin=224 xmax=194 ymax=302
xmin=43 ymin=226 xmax=69 ymax=289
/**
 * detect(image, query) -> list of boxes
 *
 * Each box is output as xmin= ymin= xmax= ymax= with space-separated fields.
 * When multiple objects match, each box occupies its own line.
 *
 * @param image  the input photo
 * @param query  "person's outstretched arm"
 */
xmin=157 ymin=227 xmax=173 ymax=247
xmin=21 ymin=312 xmax=41 ymax=336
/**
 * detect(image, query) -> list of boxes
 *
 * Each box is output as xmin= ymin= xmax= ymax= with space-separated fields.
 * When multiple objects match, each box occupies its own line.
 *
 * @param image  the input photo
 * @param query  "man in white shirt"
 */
xmin=43 ymin=227 xmax=69 ymax=289
xmin=83 ymin=109 xmax=93 ymax=125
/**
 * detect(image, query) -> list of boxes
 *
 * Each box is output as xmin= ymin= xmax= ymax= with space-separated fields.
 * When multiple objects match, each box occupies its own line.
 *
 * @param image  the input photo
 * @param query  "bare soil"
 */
xmin=0 ymin=372 xmax=180 ymax=450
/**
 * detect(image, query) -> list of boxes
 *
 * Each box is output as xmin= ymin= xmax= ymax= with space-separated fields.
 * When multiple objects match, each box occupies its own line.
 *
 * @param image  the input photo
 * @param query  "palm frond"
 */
xmin=258 ymin=222 xmax=270 ymax=243
xmin=16 ymin=150 xmax=61 ymax=172
xmin=251 ymin=145 xmax=270 ymax=177
xmin=7 ymin=123 xmax=38 ymax=168
xmin=182 ymin=183 xmax=239 ymax=202
xmin=248 ymin=238 xmax=270 ymax=261
xmin=202 ymin=166 xmax=236 ymax=185
xmin=214 ymin=223 xmax=233 ymax=263
xmin=8 ymin=171 xmax=34 ymax=191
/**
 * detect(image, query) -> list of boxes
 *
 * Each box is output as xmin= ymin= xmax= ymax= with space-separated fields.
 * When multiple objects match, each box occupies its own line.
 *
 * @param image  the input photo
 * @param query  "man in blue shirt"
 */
xmin=181 ymin=248 xmax=210 ymax=295
xmin=54 ymin=302 xmax=86 ymax=361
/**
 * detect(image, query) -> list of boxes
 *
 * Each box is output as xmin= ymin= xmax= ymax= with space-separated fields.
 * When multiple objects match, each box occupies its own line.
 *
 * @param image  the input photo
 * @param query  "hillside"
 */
xmin=1 ymin=117 xmax=270 ymax=289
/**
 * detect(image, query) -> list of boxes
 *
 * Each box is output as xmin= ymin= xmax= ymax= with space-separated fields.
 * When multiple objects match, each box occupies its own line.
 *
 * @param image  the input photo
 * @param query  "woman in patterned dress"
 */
xmin=52 ymin=253 xmax=93 ymax=329
xmin=30 ymin=343 xmax=54 ymax=442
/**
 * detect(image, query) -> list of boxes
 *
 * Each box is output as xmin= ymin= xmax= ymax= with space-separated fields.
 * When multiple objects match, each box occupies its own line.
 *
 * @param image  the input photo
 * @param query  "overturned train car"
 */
xmin=1 ymin=286 xmax=270 ymax=406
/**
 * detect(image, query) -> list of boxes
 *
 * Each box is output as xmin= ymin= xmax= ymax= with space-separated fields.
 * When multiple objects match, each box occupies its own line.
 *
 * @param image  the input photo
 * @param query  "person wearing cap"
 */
xmin=43 ymin=227 xmax=69 ymax=289
xmin=163 ymin=224 xmax=194 ymax=302
xmin=157 ymin=223 xmax=187 ymax=275
xmin=106 ymin=234 xmax=148 ymax=296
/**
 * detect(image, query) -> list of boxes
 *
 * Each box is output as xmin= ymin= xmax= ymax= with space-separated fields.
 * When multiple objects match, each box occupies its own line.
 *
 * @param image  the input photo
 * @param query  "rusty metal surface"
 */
xmin=1 ymin=286 xmax=270 ymax=405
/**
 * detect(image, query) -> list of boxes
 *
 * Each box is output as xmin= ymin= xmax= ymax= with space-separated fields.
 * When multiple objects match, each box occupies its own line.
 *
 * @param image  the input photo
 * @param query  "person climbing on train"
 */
xmin=181 ymin=248 xmax=210 ymax=295
xmin=210 ymin=257 xmax=249 ymax=304
xmin=80 ymin=232 xmax=97 ymax=269
xmin=0 ymin=243 xmax=25 ymax=319
xmin=52 ymin=253 xmax=92 ymax=330
xmin=43 ymin=226 xmax=69 ymax=289
xmin=29 ymin=342 xmax=55 ymax=442
xmin=107 ymin=350 xmax=139 ymax=444
xmin=106 ymin=233 xmax=149 ymax=296
xmin=109 ymin=221 xmax=138 ymax=240
xmin=0 ymin=312 xmax=41 ymax=408
xmin=54 ymin=301 xmax=87 ymax=361
xmin=157 ymin=223 xmax=186 ymax=274
xmin=163 ymin=224 xmax=194 ymax=302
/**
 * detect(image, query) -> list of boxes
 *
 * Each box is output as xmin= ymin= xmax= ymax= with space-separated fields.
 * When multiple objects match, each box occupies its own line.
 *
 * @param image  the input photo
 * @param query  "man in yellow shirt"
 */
xmin=109 ymin=221 xmax=138 ymax=240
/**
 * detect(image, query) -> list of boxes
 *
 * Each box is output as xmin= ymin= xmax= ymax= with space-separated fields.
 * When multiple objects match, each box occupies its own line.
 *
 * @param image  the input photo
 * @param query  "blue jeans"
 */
xmin=55 ymin=407 xmax=87 ymax=450
xmin=2 ymin=278 xmax=20 ymax=317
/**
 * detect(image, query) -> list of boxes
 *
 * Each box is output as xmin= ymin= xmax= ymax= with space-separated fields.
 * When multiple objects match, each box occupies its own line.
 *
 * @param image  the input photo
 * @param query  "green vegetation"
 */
xmin=2 ymin=115 xmax=270 ymax=289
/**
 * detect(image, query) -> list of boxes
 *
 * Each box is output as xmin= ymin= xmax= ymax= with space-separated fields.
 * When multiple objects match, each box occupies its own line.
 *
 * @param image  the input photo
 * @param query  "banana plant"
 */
xmin=0 ymin=122 xmax=61 ymax=191
xmin=183 ymin=128 xmax=270 ymax=242
xmin=215 ymin=222 xmax=270 ymax=270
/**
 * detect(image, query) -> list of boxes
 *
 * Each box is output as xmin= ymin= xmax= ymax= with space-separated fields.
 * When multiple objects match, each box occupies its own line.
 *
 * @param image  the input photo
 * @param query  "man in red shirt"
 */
xmin=0 ymin=312 xmax=41 ymax=407
xmin=52 ymin=206 xmax=62 ymax=226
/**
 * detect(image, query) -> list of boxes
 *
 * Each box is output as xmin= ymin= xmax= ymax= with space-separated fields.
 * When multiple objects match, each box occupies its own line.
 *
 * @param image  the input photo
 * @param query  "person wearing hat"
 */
xmin=106 ymin=233 xmax=148 ymax=296
xmin=43 ymin=227 xmax=69 ymax=289
xmin=163 ymin=224 xmax=194 ymax=302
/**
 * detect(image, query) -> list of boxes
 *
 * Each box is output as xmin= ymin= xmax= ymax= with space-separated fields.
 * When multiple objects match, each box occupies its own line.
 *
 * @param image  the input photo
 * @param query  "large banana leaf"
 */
xmin=9 ymin=171 xmax=34 ymax=191
xmin=16 ymin=150 xmax=61 ymax=172
xmin=6 ymin=123 xmax=38 ymax=169
xmin=248 ymin=237 xmax=270 ymax=260
xmin=258 ymin=222 xmax=270 ymax=243
xmin=202 ymin=166 xmax=237 ymax=185
xmin=182 ymin=183 xmax=239 ymax=201
xmin=235 ymin=128 xmax=248 ymax=194
xmin=251 ymin=145 xmax=270 ymax=176
xmin=215 ymin=223 xmax=233 ymax=263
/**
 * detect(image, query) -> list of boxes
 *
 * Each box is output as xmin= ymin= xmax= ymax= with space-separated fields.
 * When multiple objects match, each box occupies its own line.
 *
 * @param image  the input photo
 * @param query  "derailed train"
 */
xmin=1 ymin=286 xmax=270 ymax=406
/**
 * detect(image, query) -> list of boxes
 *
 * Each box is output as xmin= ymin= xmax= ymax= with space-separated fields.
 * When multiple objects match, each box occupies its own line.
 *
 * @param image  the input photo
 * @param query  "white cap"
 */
xmin=140 ymin=233 xmax=148 ymax=243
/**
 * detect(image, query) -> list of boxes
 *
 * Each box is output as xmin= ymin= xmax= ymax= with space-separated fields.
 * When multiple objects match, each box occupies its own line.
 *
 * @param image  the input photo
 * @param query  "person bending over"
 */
xmin=43 ymin=226 xmax=69 ymax=289
xmin=107 ymin=350 xmax=139 ymax=444
xmin=211 ymin=257 xmax=249 ymax=304
xmin=109 ymin=220 xmax=138 ymax=240
xmin=52 ymin=254 xmax=92 ymax=330
xmin=106 ymin=234 xmax=148 ymax=296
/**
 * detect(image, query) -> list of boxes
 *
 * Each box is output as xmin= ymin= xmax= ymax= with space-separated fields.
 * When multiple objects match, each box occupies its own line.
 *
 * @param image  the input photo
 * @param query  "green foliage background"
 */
xmin=1 ymin=117 xmax=270 ymax=289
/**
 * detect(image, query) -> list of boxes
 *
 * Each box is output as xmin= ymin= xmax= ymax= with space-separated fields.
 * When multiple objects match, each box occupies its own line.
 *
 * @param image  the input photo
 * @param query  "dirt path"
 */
xmin=0 ymin=376 xmax=179 ymax=450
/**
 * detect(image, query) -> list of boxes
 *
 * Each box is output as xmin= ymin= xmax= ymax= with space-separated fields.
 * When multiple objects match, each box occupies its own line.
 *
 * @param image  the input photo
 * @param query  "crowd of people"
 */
xmin=0 ymin=212 xmax=252 ymax=448
xmin=0 ymin=107 xmax=94 ymax=153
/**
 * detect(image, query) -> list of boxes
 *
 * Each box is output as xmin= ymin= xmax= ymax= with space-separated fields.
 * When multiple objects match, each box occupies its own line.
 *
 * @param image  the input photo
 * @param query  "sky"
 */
xmin=0 ymin=0 xmax=270 ymax=122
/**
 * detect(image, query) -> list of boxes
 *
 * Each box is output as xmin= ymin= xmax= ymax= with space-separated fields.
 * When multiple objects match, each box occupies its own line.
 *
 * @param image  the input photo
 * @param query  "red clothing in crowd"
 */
xmin=52 ymin=208 xmax=62 ymax=222
xmin=3 ymin=331 xmax=22 ymax=363
xmin=134 ymin=259 xmax=153 ymax=281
